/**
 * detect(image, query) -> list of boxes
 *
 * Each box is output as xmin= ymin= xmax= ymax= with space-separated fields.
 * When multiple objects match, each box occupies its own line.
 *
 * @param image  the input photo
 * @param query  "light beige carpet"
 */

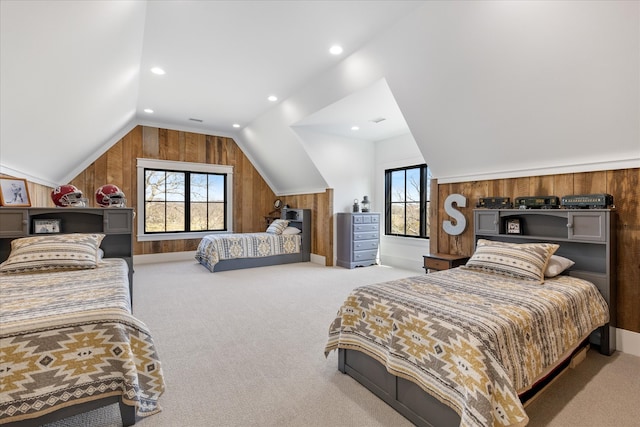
xmin=44 ymin=261 xmax=640 ymax=427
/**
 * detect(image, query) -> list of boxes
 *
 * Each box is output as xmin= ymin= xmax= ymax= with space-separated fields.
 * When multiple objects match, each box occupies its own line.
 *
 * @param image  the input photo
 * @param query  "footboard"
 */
xmin=338 ymin=349 xmax=460 ymax=427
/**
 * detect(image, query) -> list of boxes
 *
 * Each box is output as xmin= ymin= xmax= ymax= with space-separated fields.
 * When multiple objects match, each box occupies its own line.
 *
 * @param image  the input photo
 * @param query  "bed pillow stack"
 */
xmin=462 ymin=239 xmax=558 ymax=284
xmin=0 ymin=233 xmax=105 ymax=274
xmin=266 ymin=219 xmax=289 ymax=234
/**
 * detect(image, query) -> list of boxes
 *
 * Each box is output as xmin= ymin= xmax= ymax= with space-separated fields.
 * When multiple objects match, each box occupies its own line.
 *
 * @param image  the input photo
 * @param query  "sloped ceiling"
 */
xmin=1 ymin=1 xmax=638 ymax=193
xmin=0 ymin=0 xmax=420 ymax=189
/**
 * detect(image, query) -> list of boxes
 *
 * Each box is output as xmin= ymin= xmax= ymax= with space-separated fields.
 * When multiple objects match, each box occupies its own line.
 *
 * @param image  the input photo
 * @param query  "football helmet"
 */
xmin=95 ymin=184 xmax=126 ymax=207
xmin=51 ymin=184 xmax=87 ymax=207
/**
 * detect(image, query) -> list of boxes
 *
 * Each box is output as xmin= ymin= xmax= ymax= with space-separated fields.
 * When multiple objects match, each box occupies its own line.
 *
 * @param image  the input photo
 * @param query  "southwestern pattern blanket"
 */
xmin=195 ymin=232 xmax=302 ymax=272
xmin=325 ymin=268 xmax=608 ymax=427
xmin=0 ymin=259 xmax=165 ymax=424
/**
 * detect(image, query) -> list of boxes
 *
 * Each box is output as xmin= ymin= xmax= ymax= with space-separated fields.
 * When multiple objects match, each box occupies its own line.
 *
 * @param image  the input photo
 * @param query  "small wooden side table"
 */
xmin=423 ymin=253 xmax=470 ymax=273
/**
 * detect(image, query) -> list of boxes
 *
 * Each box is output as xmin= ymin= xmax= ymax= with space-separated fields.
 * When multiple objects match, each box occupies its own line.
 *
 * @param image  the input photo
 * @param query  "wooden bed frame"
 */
xmin=208 ymin=208 xmax=311 ymax=272
xmin=337 ymin=208 xmax=617 ymax=427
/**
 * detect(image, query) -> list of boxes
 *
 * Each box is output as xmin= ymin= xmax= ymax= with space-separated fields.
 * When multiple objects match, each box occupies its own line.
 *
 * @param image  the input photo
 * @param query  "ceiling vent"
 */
xmin=370 ymin=117 xmax=386 ymax=124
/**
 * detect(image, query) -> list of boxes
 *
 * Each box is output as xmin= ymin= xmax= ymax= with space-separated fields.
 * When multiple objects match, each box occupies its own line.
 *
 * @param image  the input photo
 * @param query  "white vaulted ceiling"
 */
xmin=1 ymin=1 xmax=638 ymax=193
xmin=0 ymin=0 xmax=420 ymax=188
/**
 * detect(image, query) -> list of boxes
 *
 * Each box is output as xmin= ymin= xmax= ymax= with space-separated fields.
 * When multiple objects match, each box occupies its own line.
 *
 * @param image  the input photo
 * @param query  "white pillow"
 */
xmin=544 ymin=255 xmax=575 ymax=277
xmin=282 ymin=226 xmax=301 ymax=235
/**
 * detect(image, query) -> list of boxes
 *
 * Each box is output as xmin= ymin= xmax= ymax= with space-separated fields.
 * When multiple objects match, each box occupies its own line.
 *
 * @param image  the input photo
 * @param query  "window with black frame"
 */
xmin=384 ymin=164 xmax=431 ymax=238
xmin=144 ymin=168 xmax=227 ymax=234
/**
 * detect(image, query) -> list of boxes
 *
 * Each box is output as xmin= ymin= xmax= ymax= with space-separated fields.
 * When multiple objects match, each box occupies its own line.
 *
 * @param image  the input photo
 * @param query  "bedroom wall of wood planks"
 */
xmin=429 ymin=168 xmax=640 ymax=334
xmin=5 ymin=126 xmax=334 ymax=266
xmin=5 ymin=145 xmax=637 ymax=331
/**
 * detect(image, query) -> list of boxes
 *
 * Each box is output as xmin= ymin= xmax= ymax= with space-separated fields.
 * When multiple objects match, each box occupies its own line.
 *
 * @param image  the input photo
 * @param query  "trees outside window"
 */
xmin=385 ymin=164 xmax=430 ymax=238
xmin=144 ymin=169 xmax=226 ymax=234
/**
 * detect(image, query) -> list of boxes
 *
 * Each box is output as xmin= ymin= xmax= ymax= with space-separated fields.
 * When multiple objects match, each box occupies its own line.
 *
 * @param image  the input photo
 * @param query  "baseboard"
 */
xmin=309 ymin=253 xmax=326 ymax=266
xmin=379 ymin=255 xmax=424 ymax=273
xmin=617 ymin=328 xmax=640 ymax=357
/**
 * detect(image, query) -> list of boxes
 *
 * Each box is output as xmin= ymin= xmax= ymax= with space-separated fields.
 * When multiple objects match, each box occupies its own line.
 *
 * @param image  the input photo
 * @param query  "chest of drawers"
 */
xmin=336 ymin=212 xmax=380 ymax=269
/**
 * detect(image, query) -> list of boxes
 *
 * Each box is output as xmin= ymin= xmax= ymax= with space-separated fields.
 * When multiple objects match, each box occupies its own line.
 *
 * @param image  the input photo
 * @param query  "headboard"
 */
xmin=281 ymin=208 xmax=312 ymax=260
xmin=474 ymin=208 xmax=617 ymax=355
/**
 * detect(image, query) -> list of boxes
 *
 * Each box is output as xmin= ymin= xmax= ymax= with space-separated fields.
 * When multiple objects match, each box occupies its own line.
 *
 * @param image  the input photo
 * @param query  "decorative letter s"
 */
xmin=443 ymin=194 xmax=467 ymax=235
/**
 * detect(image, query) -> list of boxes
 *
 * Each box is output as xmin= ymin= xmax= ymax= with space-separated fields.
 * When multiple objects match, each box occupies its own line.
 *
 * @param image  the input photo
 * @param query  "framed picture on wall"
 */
xmin=0 ymin=177 xmax=31 ymax=207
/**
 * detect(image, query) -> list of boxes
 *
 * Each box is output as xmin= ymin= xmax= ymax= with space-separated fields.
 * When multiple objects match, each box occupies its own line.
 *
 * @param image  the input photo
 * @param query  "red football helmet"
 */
xmin=95 ymin=184 xmax=126 ymax=207
xmin=51 ymin=184 xmax=87 ymax=207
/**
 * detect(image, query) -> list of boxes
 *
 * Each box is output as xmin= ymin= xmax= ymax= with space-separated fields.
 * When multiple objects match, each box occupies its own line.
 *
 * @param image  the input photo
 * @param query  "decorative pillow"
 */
xmin=0 ymin=233 xmax=105 ymax=274
xmin=544 ymin=255 xmax=575 ymax=277
xmin=266 ymin=219 xmax=289 ymax=235
xmin=281 ymin=226 xmax=301 ymax=235
xmin=462 ymin=239 xmax=558 ymax=284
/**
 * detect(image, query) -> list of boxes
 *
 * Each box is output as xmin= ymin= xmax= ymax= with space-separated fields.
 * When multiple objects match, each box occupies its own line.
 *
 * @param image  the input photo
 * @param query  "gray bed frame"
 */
xmin=338 ymin=208 xmax=617 ymax=427
xmin=209 ymin=208 xmax=311 ymax=272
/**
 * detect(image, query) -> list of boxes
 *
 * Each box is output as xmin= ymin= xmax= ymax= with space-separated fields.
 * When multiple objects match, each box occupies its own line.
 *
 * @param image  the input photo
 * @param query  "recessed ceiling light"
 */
xmin=329 ymin=45 xmax=343 ymax=55
xmin=268 ymin=95 xmax=278 ymax=102
xmin=351 ymin=126 xmax=360 ymax=131
xmin=151 ymin=67 xmax=165 ymax=75
xmin=232 ymin=123 xmax=240 ymax=128
xmin=144 ymin=108 xmax=154 ymax=113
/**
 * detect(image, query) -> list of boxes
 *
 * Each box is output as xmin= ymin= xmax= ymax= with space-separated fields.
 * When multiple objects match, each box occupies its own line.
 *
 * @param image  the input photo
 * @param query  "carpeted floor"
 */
xmin=45 ymin=261 xmax=640 ymax=427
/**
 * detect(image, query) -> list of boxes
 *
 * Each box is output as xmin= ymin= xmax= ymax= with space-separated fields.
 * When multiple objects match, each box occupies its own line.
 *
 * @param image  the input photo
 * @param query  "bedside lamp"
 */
xmin=361 ymin=196 xmax=370 ymax=212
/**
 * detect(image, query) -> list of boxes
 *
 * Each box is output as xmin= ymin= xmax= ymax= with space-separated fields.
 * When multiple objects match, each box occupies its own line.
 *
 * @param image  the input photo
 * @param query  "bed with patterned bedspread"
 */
xmin=325 ymin=267 xmax=609 ymax=427
xmin=195 ymin=232 xmax=303 ymax=272
xmin=0 ymin=259 xmax=165 ymax=425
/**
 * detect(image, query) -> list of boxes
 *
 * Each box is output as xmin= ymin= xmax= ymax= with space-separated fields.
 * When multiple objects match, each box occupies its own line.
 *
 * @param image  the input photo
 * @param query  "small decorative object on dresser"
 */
xmin=336 ymin=212 xmax=379 ymax=268
xmin=423 ymin=253 xmax=470 ymax=273
xmin=361 ymin=195 xmax=371 ymax=212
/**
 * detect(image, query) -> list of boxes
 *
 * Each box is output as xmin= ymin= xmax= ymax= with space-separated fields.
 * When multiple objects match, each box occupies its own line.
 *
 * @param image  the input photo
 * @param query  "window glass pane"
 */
xmin=208 ymin=202 xmax=225 ymax=229
xmin=190 ymin=202 xmax=207 ymax=231
xmin=191 ymin=174 xmax=208 ymax=202
xmin=142 ymin=164 xmax=228 ymax=235
xmin=166 ymin=202 xmax=185 ymax=231
xmin=405 ymin=202 xmax=420 ymax=236
xmin=390 ymin=203 xmax=405 ymax=234
xmin=145 ymin=171 xmax=166 ymax=201
xmin=208 ymin=175 xmax=225 ymax=202
xmin=145 ymin=202 xmax=165 ymax=232
xmin=426 ymin=169 xmax=432 ymax=201
xmin=165 ymin=172 xmax=185 ymax=202
xmin=391 ymin=170 xmax=405 ymax=202
xmin=405 ymin=168 xmax=420 ymax=202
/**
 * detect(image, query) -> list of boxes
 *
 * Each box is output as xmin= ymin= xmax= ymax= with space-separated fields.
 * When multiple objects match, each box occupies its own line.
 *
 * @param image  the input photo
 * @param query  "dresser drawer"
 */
xmin=353 ymin=249 xmax=378 ymax=262
xmin=354 ymin=239 xmax=379 ymax=251
xmin=354 ymin=223 xmax=379 ymax=233
xmin=424 ymin=258 xmax=451 ymax=271
xmin=354 ymin=231 xmax=379 ymax=241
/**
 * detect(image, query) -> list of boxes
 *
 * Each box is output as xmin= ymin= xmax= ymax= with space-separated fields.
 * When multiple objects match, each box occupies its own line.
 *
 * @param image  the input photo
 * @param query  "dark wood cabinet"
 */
xmin=423 ymin=253 xmax=470 ymax=273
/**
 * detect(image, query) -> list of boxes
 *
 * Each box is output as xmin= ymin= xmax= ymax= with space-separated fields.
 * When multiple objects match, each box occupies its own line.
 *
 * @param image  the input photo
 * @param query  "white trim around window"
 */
xmin=136 ymin=158 xmax=233 ymax=241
